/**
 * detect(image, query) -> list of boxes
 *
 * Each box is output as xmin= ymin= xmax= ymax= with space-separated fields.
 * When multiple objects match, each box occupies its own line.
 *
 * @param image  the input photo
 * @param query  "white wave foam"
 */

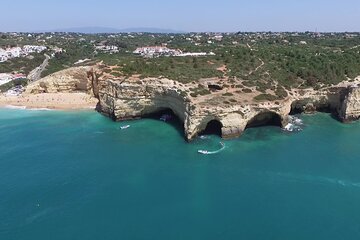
xmin=4 ymin=105 xmax=26 ymax=110
xmin=3 ymin=105 xmax=54 ymax=111
xmin=283 ymin=116 xmax=303 ymax=132
xmin=27 ymin=108 xmax=54 ymax=111
xmin=265 ymin=171 xmax=360 ymax=189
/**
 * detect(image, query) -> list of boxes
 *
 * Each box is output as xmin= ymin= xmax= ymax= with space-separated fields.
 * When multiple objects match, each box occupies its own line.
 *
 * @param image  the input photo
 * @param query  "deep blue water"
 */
xmin=1 ymin=109 xmax=360 ymax=240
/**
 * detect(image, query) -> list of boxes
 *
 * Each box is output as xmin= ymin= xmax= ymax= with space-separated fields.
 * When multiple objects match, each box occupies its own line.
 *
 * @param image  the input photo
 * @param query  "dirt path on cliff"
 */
xmin=27 ymin=54 xmax=51 ymax=82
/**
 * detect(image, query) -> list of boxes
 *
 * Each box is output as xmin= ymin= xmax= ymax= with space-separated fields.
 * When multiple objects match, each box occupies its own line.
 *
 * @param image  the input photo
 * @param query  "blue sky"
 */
xmin=1 ymin=0 xmax=359 ymax=32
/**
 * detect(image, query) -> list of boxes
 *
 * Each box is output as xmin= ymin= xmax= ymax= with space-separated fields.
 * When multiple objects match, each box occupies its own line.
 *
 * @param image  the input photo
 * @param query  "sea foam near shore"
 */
xmin=4 ymin=105 xmax=54 ymax=111
xmin=283 ymin=115 xmax=303 ymax=132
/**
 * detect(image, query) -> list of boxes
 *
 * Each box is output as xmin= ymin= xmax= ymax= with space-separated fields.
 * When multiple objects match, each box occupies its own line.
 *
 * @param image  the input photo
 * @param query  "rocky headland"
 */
xmin=4 ymin=65 xmax=360 ymax=141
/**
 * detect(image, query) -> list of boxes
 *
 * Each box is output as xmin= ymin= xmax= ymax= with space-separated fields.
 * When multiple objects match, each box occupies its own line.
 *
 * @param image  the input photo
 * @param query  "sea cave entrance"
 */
xmin=289 ymin=100 xmax=333 ymax=115
xmin=200 ymin=120 xmax=223 ymax=137
xmin=143 ymin=107 xmax=185 ymax=136
xmin=246 ymin=112 xmax=282 ymax=129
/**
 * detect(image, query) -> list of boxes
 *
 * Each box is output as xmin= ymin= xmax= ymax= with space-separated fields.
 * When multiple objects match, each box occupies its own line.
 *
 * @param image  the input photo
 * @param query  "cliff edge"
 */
xmin=22 ymin=66 xmax=360 ymax=141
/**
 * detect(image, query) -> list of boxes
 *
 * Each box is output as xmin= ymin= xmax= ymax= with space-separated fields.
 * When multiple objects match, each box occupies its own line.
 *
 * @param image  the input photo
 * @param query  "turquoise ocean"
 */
xmin=1 ymin=108 xmax=360 ymax=239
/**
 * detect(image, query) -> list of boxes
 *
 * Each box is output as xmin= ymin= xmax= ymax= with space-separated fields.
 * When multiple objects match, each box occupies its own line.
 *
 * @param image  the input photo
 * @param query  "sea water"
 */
xmin=1 ymin=109 xmax=360 ymax=240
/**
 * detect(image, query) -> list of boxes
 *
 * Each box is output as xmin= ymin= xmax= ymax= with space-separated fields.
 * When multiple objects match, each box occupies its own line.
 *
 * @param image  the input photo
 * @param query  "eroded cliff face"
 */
xmin=339 ymin=85 xmax=360 ymax=122
xmin=24 ymin=66 xmax=360 ymax=141
xmin=25 ymin=67 xmax=95 ymax=94
xmin=98 ymin=78 xmax=190 ymax=122
xmin=96 ymin=75 xmax=360 ymax=141
xmin=96 ymin=76 xmax=294 ymax=140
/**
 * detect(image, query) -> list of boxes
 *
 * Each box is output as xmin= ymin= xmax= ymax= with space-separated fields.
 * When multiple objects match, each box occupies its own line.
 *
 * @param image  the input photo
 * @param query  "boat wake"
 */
xmin=262 ymin=171 xmax=360 ymax=189
xmin=283 ymin=116 xmax=303 ymax=132
xmin=198 ymin=142 xmax=225 ymax=155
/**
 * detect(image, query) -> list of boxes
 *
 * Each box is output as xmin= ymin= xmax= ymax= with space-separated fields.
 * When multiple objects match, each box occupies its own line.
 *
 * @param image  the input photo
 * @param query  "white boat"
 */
xmin=198 ymin=150 xmax=210 ymax=155
xmin=199 ymin=135 xmax=209 ymax=140
xmin=160 ymin=114 xmax=172 ymax=122
xmin=120 ymin=125 xmax=130 ymax=130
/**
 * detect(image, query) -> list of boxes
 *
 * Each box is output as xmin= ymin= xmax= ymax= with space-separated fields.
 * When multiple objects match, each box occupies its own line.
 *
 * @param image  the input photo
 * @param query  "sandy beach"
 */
xmin=0 ymin=92 xmax=98 ymax=110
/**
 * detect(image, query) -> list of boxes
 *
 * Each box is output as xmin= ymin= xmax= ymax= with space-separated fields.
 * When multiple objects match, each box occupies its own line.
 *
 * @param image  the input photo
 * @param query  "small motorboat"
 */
xmin=199 ymin=135 xmax=209 ymax=140
xmin=198 ymin=150 xmax=210 ymax=155
xmin=120 ymin=125 xmax=130 ymax=130
xmin=160 ymin=114 xmax=172 ymax=122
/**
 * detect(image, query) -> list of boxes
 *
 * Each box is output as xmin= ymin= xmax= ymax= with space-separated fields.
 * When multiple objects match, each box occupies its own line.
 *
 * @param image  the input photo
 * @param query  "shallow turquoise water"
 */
xmin=1 ymin=109 xmax=360 ymax=240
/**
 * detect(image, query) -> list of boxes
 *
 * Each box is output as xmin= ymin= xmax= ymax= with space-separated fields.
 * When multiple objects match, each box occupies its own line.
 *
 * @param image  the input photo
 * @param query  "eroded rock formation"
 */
xmin=339 ymin=85 xmax=360 ymax=122
xmin=25 ymin=67 xmax=94 ymax=94
xmin=23 ymin=66 xmax=360 ymax=141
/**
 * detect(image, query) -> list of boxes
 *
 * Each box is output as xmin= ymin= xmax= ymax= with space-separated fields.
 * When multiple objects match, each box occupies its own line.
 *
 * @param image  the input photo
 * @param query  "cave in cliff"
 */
xmin=290 ymin=100 xmax=333 ymax=115
xmin=143 ymin=108 xmax=185 ymax=135
xmin=246 ymin=112 xmax=282 ymax=129
xmin=201 ymin=120 xmax=223 ymax=137
xmin=144 ymin=108 xmax=176 ymax=119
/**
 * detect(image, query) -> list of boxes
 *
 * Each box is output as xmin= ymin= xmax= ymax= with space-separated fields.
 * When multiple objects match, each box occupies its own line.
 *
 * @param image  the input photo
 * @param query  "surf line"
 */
xmin=198 ymin=142 xmax=225 ymax=155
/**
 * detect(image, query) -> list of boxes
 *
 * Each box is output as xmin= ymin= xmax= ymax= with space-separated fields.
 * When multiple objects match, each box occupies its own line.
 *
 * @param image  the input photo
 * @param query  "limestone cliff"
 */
xmin=339 ymin=85 xmax=360 ymax=122
xmin=25 ymin=67 xmax=94 ymax=94
xmin=97 ymin=76 xmax=292 ymax=140
xmin=96 ymin=75 xmax=360 ymax=140
xmin=23 ymin=66 xmax=360 ymax=141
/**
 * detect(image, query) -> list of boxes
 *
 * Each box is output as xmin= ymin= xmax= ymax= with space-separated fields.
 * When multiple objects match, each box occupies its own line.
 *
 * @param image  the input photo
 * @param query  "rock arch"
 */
xmin=141 ymin=105 xmax=187 ymax=138
xmin=245 ymin=111 xmax=283 ymax=129
xmin=200 ymin=119 xmax=223 ymax=137
xmin=290 ymin=99 xmax=333 ymax=115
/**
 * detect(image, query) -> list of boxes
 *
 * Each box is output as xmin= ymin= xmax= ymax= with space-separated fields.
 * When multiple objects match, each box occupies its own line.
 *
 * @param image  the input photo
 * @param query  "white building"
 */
xmin=211 ymin=35 xmax=223 ymax=41
xmin=0 ymin=45 xmax=47 ymax=63
xmin=134 ymin=46 xmax=215 ymax=58
xmin=95 ymin=45 xmax=119 ymax=54
xmin=133 ymin=46 xmax=182 ymax=57
xmin=8 ymin=47 xmax=22 ymax=58
xmin=23 ymin=45 xmax=47 ymax=54
xmin=0 ymin=73 xmax=13 ymax=86
xmin=0 ymin=50 xmax=8 ymax=62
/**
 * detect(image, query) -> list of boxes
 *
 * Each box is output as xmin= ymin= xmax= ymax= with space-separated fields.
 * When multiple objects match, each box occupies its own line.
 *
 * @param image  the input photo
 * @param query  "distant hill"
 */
xmin=37 ymin=27 xmax=185 ymax=34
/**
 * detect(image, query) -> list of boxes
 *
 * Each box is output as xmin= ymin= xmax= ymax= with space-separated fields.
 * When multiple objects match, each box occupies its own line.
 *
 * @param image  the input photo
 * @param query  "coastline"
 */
xmin=0 ymin=92 xmax=98 ymax=111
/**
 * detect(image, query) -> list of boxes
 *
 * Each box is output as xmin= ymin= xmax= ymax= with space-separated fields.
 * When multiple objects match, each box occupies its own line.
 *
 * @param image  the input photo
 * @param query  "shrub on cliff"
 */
xmin=254 ymin=94 xmax=278 ymax=102
xmin=275 ymin=86 xmax=288 ymax=99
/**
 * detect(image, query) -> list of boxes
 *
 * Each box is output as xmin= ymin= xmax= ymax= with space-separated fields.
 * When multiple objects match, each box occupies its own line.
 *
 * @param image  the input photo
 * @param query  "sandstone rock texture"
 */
xmin=96 ymin=76 xmax=360 ymax=140
xmin=339 ymin=85 xmax=360 ymax=122
xmin=25 ymin=67 xmax=94 ymax=94
xmin=24 ymin=67 xmax=360 ymax=141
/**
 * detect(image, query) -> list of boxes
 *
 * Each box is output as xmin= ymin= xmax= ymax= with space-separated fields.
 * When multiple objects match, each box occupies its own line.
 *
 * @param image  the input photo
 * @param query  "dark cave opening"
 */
xmin=246 ymin=112 xmax=282 ymax=129
xmin=200 ymin=120 xmax=223 ymax=137
xmin=143 ymin=108 xmax=185 ymax=136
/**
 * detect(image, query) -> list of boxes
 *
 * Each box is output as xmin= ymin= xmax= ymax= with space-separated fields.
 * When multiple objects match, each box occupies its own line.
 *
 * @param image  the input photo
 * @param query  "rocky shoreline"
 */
xmin=6 ymin=66 xmax=360 ymax=141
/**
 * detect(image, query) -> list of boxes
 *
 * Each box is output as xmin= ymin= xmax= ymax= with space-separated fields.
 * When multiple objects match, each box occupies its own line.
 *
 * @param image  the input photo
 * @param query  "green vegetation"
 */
xmin=1 ymin=32 xmax=360 ymax=91
xmin=41 ymin=43 xmax=94 ymax=77
xmin=275 ymin=86 xmax=288 ymax=99
xmin=222 ymin=92 xmax=234 ymax=97
xmin=0 ymin=78 xmax=28 ymax=92
xmin=0 ymin=54 xmax=45 ymax=74
xmin=254 ymin=94 xmax=278 ymax=102
xmin=189 ymin=87 xmax=211 ymax=97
